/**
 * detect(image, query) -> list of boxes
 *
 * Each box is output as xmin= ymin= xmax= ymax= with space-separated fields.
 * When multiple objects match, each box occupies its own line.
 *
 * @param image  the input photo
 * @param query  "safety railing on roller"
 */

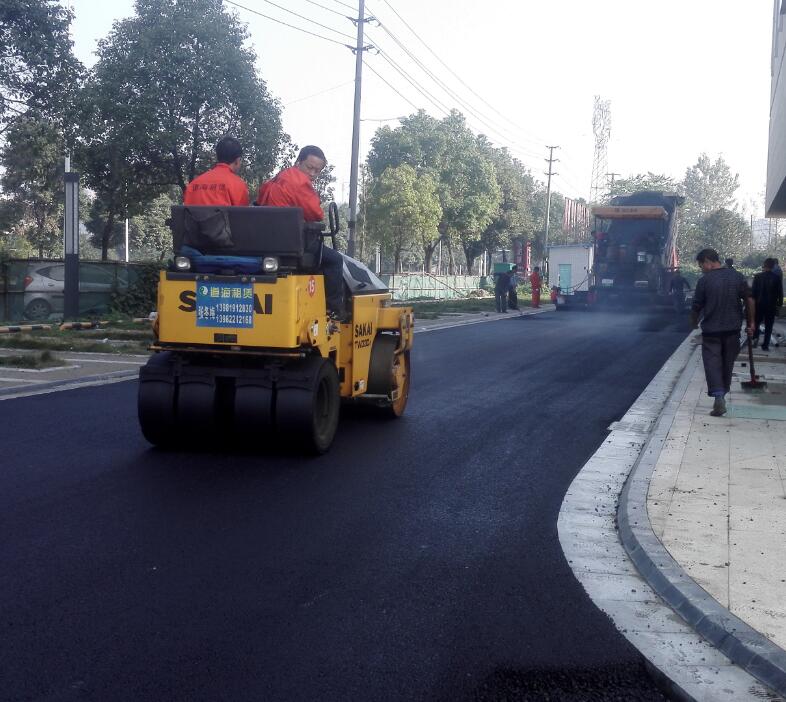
xmin=379 ymin=273 xmax=484 ymax=301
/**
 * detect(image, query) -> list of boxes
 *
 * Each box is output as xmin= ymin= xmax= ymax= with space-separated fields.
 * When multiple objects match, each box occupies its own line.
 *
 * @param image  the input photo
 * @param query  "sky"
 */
xmin=69 ymin=0 xmax=774 ymax=216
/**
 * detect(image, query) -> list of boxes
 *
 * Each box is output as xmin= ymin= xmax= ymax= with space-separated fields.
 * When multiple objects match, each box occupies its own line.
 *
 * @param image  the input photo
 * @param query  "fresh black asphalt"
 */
xmin=0 ymin=309 xmax=689 ymax=701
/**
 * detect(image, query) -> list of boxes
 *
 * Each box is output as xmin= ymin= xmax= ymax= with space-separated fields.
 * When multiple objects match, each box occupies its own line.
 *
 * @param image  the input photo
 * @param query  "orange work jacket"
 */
xmin=183 ymin=163 xmax=250 ymax=206
xmin=257 ymin=166 xmax=324 ymax=222
xmin=530 ymin=272 xmax=542 ymax=289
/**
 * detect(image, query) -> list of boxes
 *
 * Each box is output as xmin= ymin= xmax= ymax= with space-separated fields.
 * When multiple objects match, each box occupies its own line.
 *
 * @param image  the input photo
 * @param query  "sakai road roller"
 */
xmin=137 ymin=203 xmax=413 ymax=453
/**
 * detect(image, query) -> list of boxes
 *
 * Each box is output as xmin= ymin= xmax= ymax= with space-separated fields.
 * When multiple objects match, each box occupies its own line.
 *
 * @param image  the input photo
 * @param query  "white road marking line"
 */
xmin=0 ymin=376 xmax=52 ymax=385
xmin=61 ymin=357 xmax=146 ymax=365
xmin=0 ymin=374 xmax=136 ymax=401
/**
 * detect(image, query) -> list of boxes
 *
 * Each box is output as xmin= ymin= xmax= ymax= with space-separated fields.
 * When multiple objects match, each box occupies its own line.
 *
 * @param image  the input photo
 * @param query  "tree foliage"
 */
xmin=610 ymin=172 xmax=680 ymax=199
xmin=682 ymin=153 xmax=739 ymax=225
xmin=366 ymin=165 xmax=442 ymax=273
xmin=0 ymin=0 xmax=82 ymax=136
xmin=77 ymin=0 xmax=289 ymax=259
xmin=0 ymin=115 xmax=64 ymax=257
xmin=367 ymin=110 xmax=500 ymax=273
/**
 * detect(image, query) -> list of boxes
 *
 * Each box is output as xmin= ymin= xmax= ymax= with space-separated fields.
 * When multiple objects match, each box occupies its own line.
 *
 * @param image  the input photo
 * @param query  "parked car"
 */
xmin=23 ymin=263 xmax=130 ymax=320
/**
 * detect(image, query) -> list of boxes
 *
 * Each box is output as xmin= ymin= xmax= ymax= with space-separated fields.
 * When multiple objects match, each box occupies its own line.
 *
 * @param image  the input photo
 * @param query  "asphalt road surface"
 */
xmin=1 ymin=309 xmax=690 ymax=701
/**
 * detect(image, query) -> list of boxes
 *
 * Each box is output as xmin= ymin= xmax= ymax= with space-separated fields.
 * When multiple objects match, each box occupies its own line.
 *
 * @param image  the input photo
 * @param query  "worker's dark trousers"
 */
xmin=494 ymin=289 xmax=507 ymax=312
xmin=508 ymin=288 xmax=518 ymax=310
xmin=321 ymin=246 xmax=346 ymax=313
xmin=701 ymin=331 xmax=740 ymax=396
xmin=754 ymin=307 xmax=776 ymax=348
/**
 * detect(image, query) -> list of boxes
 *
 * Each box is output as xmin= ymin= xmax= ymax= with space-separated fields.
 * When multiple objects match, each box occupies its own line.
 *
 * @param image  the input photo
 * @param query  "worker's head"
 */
xmin=725 ymin=257 xmax=734 ymax=268
xmin=763 ymin=258 xmax=775 ymax=271
xmin=216 ymin=136 xmax=243 ymax=173
xmin=534 ymin=266 xmax=540 ymax=272
xmin=511 ymin=265 xmax=518 ymax=272
xmin=695 ymin=248 xmax=720 ymax=272
xmin=295 ymin=145 xmax=327 ymax=181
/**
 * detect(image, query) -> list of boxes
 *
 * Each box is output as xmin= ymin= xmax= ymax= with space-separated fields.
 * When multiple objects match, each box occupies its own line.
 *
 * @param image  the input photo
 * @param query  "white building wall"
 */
xmin=767 ymin=1 xmax=786 ymax=215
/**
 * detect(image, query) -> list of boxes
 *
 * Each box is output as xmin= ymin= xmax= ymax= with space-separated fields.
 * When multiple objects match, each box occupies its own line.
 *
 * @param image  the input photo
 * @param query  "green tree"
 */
xmin=367 ymin=110 xmax=500 ymax=272
xmin=685 ymin=208 xmax=750 ymax=260
xmin=682 ymin=154 xmax=739 ymax=225
xmin=0 ymin=115 xmax=64 ymax=257
xmin=130 ymin=191 xmax=178 ymax=261
xmin=0 ymin=1 xmax=82 ymax=135
xmin=610 ymin=172 xmax=680 ymax=199
xmin=477 ymin=140 xmax=538 ymax=258
xmin=78 ymin=0 xmax=289 ymax=258
xmin=366 ymin=165 xmax=442 ymax=273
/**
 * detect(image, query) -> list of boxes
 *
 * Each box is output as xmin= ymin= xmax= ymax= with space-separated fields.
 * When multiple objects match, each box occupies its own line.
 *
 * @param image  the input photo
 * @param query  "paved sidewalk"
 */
xmin=646 ymin=327 xmax=786 ymax=671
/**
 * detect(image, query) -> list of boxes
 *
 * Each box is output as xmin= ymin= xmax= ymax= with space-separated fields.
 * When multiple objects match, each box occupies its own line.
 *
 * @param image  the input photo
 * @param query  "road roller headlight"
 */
xmin=174 ymin=255 xmax=191 ymax=271
xmin=263 ymin=256 xmax=279 ymax=273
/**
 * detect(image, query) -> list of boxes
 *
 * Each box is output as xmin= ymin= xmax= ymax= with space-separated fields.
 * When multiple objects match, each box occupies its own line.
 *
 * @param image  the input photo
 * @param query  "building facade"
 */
xmin=768 ymin=1 xmax=786 ymax=215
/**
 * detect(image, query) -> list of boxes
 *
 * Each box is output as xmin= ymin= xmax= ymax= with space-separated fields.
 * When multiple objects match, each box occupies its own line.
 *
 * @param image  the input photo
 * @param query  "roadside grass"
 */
xmin=398 ymin=291 xmax=541 ymax=319
xmin=0 ymin=327 xmax=151 ymax=354
xmin=0 ymin=350 xmax=66 ymax=369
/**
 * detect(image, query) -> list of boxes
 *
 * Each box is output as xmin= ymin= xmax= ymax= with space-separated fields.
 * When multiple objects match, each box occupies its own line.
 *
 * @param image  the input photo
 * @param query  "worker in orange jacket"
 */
xmin=530 ymin=266 xmax=542 ymax=308
xmin=258 ymin=146 xmax=347 ymax=320
xmin=183 ymin=136 xmax=250 ymax=206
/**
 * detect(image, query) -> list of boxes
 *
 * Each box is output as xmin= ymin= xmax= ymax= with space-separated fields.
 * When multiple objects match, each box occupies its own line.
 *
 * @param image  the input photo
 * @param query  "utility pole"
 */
xmin=543 ymin=145 xmax=559 ymax=269
xmin=347 ymin=0 xmax=371 ymax=258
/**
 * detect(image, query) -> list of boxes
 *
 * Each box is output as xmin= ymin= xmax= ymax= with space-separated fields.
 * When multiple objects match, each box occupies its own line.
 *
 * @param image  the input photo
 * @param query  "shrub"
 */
xmin=109 ymin=262 xmax=162 ymax=317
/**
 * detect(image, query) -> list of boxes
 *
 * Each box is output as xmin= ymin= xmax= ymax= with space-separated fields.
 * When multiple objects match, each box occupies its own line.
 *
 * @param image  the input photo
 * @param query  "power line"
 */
xmin=301 ymin=0 xmax=351 ymax=19
xmin=363 ymin=58 xmax=420 ymax=111
xmin=368 ymin=42 xmax=451 ymax=115
xmin=284 ymin=79 xmax=354 ymax=106
xmin=369 ymin=16 xmax=543 ymax=160
xmin=255 ymin=0 xmax=355 ymax=40
xmin=224 ymin=0 xmax=351 ymax=47
xmin=376 ymin=0 xmax=546 ymax=148
xmin=330 ymin=0 xmax=356 ymax=9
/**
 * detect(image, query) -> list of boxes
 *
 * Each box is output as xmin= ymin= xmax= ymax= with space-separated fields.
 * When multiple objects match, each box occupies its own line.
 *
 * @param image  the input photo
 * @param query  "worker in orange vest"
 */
xmin=183 ymin=136 xmax=250 ymax=206
xmin=530 ymin=266 xmax=542 ymax=308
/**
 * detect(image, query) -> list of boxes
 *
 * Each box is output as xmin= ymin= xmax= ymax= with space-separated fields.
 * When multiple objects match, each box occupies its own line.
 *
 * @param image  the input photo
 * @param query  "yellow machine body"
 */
xmin=153 ymin=270 xmax=413 ymax=400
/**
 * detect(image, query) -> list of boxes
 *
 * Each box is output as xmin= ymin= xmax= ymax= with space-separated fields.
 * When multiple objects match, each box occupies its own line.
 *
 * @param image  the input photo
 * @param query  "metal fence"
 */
xmin=379 ymin=273 xmax=484 ymax=301
xmin=0 ymin=259 xmax=148 ymax=323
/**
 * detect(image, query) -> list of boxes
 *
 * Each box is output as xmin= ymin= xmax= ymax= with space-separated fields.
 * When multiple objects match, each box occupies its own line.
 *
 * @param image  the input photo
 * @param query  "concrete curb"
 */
xmin=414 ymin=305 xmax=552 ymax=333
xmin=617 ymin=342 xmax=786 ymax=697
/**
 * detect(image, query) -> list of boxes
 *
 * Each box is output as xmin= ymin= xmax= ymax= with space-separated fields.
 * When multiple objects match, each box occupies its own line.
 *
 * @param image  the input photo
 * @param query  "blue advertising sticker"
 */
xmin=196 ymin=282 xmax=254 ymax=328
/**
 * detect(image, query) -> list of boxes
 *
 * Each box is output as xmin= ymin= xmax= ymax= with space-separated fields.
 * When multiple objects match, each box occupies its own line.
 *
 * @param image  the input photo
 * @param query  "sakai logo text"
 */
xmin=354 ymin=321 xmax=373 ymax=349
xmin=179 ymin=290 xmax=273 ymax=315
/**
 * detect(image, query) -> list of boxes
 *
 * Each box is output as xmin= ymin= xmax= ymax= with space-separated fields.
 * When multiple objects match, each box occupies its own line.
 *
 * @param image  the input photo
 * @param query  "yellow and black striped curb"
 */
xmin=58 ymin=321 xmax=109 ymax=331
xmin=0 ymin=324 xmax=53 ymax=334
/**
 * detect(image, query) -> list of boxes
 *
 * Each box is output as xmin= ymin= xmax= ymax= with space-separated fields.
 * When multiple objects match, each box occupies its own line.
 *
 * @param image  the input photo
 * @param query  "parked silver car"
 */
xmin=23 ymin=263 xmax=130 ymax=320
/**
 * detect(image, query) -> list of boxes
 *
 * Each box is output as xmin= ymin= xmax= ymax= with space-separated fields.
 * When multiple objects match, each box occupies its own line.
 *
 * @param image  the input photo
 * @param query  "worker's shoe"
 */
xmin=710 ymin=396 xmax=727 ymax=417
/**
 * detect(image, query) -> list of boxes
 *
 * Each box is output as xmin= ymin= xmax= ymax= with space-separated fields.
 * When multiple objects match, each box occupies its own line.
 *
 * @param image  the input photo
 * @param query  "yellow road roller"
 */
xmin=138 ymin=203 xmax=413 ymax=453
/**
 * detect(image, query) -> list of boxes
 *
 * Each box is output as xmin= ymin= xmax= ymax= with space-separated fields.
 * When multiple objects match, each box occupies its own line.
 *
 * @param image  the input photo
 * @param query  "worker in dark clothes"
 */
xmin=494 ymin=268 xmax=510 ymax=313
xmin=725 ymin=257 xmax=735 ymax=269
xmin=257 ymin=145 xmax=347 ymax=320
xmin=183 ymin=136 xmax=250 ymax=206
xmin=691 ymin=248 xmax=755 ymax=417
xmin=530 ymin=266 xmax=542 ymax=308
xmin=669 ymin=268 xmax=691 ymax=314
xmin=508 ymin=265 xmax=519 ymax=310
xmin=752 ymin=258 xmax=783 ymax=351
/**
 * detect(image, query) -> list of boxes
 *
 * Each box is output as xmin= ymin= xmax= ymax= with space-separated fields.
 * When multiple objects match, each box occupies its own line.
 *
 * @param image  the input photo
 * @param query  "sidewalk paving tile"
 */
xmin=647 ymin=330 xmax=786 ymax=661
